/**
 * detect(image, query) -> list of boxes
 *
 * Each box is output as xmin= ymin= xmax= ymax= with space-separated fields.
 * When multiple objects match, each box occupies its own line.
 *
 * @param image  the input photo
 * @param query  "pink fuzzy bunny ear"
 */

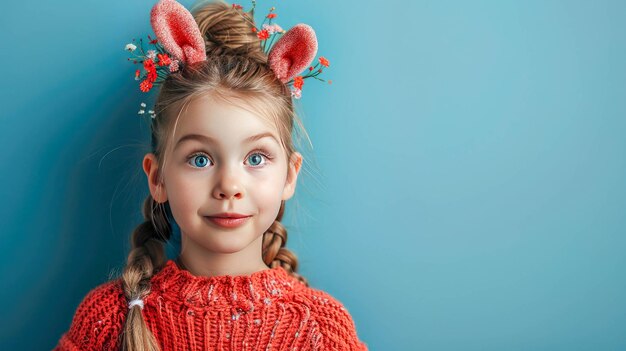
xmin=268 ymin=24 xmax=318 ymax=83
xmin=150 ymin=0 xmax=206 ymax=65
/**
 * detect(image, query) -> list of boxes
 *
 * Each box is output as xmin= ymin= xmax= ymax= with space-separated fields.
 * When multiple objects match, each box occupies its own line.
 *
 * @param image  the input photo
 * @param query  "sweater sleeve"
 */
xmin=53 ymin=279 xmax=127 ymax=351
xmin=312 ymin=292 xmax=369 ymax=351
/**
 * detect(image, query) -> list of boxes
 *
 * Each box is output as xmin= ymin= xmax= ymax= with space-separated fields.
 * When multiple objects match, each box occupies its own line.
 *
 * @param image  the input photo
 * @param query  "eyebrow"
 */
xmin=174 ymin=131 xmax=279 ymax=150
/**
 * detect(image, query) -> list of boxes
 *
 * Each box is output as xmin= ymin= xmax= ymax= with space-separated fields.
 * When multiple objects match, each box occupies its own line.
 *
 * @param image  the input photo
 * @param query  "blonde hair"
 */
xmin=120 ymin=1 xmax=312 ymax=350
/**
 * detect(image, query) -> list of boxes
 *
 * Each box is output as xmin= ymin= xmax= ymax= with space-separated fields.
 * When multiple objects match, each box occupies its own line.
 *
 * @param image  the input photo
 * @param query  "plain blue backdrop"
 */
xmin=1 ymin=0 xmax=625 ymax=350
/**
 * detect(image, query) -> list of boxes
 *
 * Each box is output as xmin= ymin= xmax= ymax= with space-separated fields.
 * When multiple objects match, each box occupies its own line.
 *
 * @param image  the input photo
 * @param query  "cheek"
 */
xmin=166 ymin=175 xmax=207 ymax=216
xmin=249 ymin=169 xmax=287 ymax=208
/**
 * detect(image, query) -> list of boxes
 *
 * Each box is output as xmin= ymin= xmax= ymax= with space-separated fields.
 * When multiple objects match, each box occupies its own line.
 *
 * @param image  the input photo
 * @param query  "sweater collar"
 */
xmin=150 ymin=259 xmax=300 ymax=311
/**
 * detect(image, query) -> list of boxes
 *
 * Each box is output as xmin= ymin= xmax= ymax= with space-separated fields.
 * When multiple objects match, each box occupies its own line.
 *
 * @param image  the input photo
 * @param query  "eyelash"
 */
xmin=186 ymin=148 xmax=274 ymax=169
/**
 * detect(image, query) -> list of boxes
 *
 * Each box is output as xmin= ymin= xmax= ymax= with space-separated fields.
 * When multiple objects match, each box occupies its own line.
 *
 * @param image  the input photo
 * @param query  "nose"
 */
xmin=212 ymin=164 xmax=245 ymax=200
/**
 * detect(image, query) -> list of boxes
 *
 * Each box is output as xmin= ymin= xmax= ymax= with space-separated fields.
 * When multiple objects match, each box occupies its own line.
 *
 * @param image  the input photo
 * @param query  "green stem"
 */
xmin=138 ymin=39 xmax=146 ymax=56
xmin=129 ymin=52 xmax=146 ymax=59
xmin=266 ymin=32 xmax=280 ymax=51
xmin=302 ymin=62 xmax=320 ymax=77
xmin=156 ymin=70 xmax=167 ymax=80
xmin=155 ymin=42 xmax=166 ymax=54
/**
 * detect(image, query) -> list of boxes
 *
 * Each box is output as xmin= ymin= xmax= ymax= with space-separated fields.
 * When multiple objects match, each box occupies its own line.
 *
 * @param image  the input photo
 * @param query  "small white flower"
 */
xmin=140 ymin=102 xmax=146 ymax=108
xmin=125 ymin=43 xmax=137 ymax=52
xmin=290 ymin=87 xmax=302 ymax=99
xmin=138 ymin=109 xmax=145 ymax=114
xmin=148 ymin=110 xmax=154 ymax=114
xmin=262 ymin=23 xmax=275 ymax=35
xmin=263 ymin=23 xmax=283 ymax=35
xmin=146 ymin=50 xmax=157 ymax=59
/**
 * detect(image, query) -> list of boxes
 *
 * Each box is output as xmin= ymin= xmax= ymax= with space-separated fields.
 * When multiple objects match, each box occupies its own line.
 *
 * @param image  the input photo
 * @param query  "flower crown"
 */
xmin=125 ymin=0 xmax=331 ymax=116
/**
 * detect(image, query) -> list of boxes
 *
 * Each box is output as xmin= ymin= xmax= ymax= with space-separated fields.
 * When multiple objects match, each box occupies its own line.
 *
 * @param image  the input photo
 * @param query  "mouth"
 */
xmin=207 ymin=212 xmax=251 ymax=219
xmin=204 ymin=214 xmax=252 ymax=228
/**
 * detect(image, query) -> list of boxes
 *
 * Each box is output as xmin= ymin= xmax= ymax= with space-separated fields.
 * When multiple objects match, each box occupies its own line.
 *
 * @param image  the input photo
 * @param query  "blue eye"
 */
xmin=246 ymin=150 xmax=274 ymax=167
xmin=248 ymin=153 xmax=266 ymax=166
xmin=186 ymin=150 xmax=272 ymax=169
xmin=188 ymin=154 xmax=212 ymax=168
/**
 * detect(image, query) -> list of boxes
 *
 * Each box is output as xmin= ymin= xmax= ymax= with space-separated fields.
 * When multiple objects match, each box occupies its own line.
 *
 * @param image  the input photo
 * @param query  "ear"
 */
xmin=143 ymin=153 xmax=168 ymax=203
xmin=282 ymin=152 xmax=303 ymax=201
xmin=268 ymin=24 xmax=318 ymax=83
xmin=150 ymin=0 xmax=206 ymax=64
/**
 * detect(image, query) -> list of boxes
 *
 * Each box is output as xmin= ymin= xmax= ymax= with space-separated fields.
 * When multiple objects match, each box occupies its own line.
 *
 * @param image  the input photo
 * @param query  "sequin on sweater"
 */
xmin=53 ymin=260 xmax=368 ymax=351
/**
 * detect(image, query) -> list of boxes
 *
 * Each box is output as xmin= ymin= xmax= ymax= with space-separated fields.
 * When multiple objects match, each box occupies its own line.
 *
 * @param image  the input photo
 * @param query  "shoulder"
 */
xmin=292 ymin=285 xmax=369 ymax=351
xmin=54 ymin=278 xmax=127 ymax=351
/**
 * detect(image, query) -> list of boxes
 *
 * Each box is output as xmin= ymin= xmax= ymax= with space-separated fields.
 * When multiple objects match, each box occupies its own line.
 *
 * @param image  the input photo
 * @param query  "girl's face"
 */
xmin=143 ymin=93 xmax=302 ymax=274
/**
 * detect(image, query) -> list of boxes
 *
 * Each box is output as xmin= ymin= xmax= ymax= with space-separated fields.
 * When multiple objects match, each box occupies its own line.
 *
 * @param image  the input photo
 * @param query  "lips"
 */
xmin=205 ymin=215 xmax=251 ymax=228
xmin=208 ymin=212 xmax=251 ymax=219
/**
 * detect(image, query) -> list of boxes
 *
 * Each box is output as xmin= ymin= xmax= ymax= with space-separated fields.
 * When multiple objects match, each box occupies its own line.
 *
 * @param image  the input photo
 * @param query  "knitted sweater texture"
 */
xmin=53 ymin=260 xmax=368 ymax=351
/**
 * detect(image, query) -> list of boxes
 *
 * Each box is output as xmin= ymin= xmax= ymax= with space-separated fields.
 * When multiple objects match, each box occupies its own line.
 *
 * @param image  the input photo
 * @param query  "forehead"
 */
xmin=174 ymin=93 xmax=280 ymax=143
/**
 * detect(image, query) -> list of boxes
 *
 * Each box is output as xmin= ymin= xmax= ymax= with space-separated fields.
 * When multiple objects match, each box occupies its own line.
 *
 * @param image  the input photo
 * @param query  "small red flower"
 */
xmin=135 ymin=69 xmax=140 ymax=78
xmin=147 ymin=69 xmax=157 ymax=82
xmin=142 ymin=59 xmax=158 ymax=82
xmin=293 ymin=76 xmax=304 ymax=89
xmin=143 ymin=58 xmax=155 ymax=70
xmin=251 ymin=27 xmax=257 ymax=33
xmin=232 ymin=4 xmax=243 ymax=10
xmin=157 ymin=53 xmax=171 ymax=66
xmin=148 ymin=34 xmax=158 ymax=44
xmin=140 ymin=79 xmax=154 ymax=92
xmin=267 ymin=13 xmax=277 ymax=19
xmin=309 ymin=66 xmax=313 ymax=71
xmin=319 ymin=56 xmax=330 ymax=67
xmin=257 ymin=29 xmax=269 ymax=40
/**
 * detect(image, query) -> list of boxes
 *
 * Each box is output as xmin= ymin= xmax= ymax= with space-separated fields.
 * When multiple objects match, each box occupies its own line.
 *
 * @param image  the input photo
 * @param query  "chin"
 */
xmin=198 ymin=232 xmax=259 ymax=253
xmin=209 ymin=239 xmax=248 ymax=253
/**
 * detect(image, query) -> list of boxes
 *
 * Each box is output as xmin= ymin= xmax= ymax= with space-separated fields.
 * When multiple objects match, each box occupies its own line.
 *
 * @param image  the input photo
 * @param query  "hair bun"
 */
xmin=192 ymin=0 xmax=266 ymax=62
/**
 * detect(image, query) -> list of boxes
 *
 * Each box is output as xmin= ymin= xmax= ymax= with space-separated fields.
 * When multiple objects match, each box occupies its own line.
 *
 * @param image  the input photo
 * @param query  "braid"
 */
xmin=119 ymin=195 xmax=171 ymax=351
xmin=262 ymin=200 xmax=309 ymax=287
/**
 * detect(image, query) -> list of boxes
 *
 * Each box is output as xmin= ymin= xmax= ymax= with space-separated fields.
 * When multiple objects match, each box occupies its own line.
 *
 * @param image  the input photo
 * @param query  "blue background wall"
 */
xmin=1 ymin=0 xmax=625 ymax=350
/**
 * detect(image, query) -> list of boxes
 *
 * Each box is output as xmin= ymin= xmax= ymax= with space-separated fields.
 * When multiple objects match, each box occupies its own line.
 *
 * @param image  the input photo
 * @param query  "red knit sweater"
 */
xmin=54 ymin=260 xmax=368 ymax=350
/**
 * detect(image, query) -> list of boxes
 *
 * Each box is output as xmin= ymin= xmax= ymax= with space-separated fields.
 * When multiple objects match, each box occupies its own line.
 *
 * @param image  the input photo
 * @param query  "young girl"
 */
xmin=53 ymin=0 xmax=367 ymax=350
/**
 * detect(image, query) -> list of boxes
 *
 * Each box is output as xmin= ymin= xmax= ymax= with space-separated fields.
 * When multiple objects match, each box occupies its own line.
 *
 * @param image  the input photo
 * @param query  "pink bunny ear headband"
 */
xmin=125 ymin=0 xmax=332 ymax=117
